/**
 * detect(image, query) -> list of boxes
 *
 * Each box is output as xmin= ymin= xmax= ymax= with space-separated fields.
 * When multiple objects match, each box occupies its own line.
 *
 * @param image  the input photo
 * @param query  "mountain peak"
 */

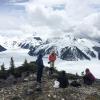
xmin=28 ymin=34 xmax=100 ymax=60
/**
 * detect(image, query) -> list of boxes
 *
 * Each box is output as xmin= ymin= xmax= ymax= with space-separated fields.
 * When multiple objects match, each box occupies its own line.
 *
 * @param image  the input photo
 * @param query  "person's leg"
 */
xmin=49 ymin=62 xmax=53 ymax=75
xmin=37 ymin=68 xmax=43 ymax=83
xmin=50 ymin=62 xmax=52 ymax=67
xmin=37 ymin=70 xmax=40 ymax=83
xmin=83 ymin=76 xmax=92 ymax=85
xmin=52 ymin=61 xmax=54 ymax=67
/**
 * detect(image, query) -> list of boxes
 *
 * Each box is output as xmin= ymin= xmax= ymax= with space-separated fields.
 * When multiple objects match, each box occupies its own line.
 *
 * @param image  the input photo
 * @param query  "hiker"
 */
xmin=83 ymin=68 xmax=96 ymax=85
xmin=57 ymin=71 xmax=69 ymax=88
xmin=36 ymin=54 xmax=44 ymax=83
xmin=48 ymin=51 xmax=56 ymax=74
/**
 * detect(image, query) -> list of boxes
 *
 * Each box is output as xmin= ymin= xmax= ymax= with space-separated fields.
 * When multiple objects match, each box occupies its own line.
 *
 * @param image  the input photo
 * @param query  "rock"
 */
xmin=26 ymin=89 xmax=33 ymax=95
xmin=21 ymin=72 xmax=29 ymax=81
xmin=0 ymin=45 xmax=6 ymax=52
xmin=6 ymin=74 xmax=16 ymax=85
xmin=11 ymin=96 xmax=21 ymax=100
xmin=23 ymin=78 xmax=29 ymax=82
xmin=0 ymin=79 xmax=6 ymax=87
xmin=0 ymin=68 xmax=99 ymax=100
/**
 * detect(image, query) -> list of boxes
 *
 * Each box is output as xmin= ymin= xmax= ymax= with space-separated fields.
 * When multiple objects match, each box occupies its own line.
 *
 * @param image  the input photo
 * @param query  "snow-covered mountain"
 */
xmin=1 ymin=32 xmax=100 ymax=61
xmin=0 ymin=45 xmax=6 ymax=52
xmin=0 ymin=32 xmax=43 ymax=50
xmin=28 ymin=34 xmax=100 ymax=61
xmin=0 ymin=35 xmax=20 ymax=49
xmin=19 ymin=36 xmax=43 ymax=49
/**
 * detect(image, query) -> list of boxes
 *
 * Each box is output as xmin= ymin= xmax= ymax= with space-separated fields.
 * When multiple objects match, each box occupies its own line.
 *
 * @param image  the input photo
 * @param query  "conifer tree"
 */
xmin=9 ymin=57 xmax=15 ymax=74
xmin=0 ymin=63 xmax=6 ymax=79
xmin=23 ymin=59 xmax=28 ymax=67
xmin=22 ymin=59 xmax=29 ymax=72
xmin=1 ymin=63 xmax=5 ymax=72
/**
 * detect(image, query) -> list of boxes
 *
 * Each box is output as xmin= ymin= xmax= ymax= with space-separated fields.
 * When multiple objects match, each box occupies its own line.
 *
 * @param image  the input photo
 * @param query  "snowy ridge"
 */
xmin=0 ymin=33 xmax=100 ymax=60
xmin=0 ymin=35 xmax=21 ymax=49
xmin=0 ymin=45 xmax=6 ymax=52
xmin=19 ymin=35 xmax=43 ymax=49
xmin=28 ymin=34 xmax=100 ymax=60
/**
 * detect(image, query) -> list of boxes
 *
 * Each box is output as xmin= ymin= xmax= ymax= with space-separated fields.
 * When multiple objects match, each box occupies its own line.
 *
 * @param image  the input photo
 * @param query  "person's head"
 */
xmin=85 ymin=68 xmax=90 ymax=74
xmin=51 ymin=50 xmax=56 ymax=55
xmin=60 ymin=71 xmax=66 ymax=76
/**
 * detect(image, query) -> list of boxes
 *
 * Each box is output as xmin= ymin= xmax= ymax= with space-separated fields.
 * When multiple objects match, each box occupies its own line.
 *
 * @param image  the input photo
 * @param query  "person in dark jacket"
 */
xmin=83 ymin=68 xmax=96 ymax=85
xmin=57 ymin=71 xmax=69 ymax=88
xmin=36 ymin=54 xmax=44 ymax=83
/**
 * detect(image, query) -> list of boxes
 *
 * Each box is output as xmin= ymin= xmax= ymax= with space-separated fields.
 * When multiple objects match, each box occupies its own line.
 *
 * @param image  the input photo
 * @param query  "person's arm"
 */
xmin=49 ymin=55 xmax=52 ymax=61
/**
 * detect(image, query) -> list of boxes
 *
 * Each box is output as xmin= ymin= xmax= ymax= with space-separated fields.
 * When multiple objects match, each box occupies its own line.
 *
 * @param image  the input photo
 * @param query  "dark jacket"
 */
xmin=36 ymin=54 xmax=44 ymax=68
xmin=57 ymin=71 xmax=69 ymax=88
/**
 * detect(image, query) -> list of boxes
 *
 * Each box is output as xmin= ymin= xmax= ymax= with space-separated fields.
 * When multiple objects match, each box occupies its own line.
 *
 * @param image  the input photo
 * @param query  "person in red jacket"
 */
xmin=48 ymin=51 xmax=56 ymax=75
xmin=83 ymin=68 xmax=96 ymax=85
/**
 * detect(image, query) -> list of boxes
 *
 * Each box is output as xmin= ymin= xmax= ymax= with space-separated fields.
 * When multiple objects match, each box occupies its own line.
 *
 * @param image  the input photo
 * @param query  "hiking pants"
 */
xmin=37 ymin=67 xmax=43 ymax=83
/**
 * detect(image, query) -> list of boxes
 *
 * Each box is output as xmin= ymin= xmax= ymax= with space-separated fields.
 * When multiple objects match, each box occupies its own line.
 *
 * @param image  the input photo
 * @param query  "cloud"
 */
xmin=0 ymin=11 xmax=29 ymax=38
xmin=74 ymin=13 xmax=100 ymax=40
xmin=0 ymin=15 xmax=19 ymax=30
xmin=8 ymin=0 xmax=28 ymax=3
xmin=25 ymin=0 xmax=72 ymax=37
xmin=23 ymin=0 xmax=100 ymax=40
xmin=0 ymin=0 xmax=100 ymax=40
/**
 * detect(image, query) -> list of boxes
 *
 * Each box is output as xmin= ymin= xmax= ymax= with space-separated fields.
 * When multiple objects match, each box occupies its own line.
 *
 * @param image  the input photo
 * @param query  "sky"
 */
xmin=0 ymin=0 xmax=100 ymax=40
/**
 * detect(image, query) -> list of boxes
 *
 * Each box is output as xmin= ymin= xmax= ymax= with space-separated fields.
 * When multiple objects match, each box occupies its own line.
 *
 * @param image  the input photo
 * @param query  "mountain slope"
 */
xmin=60 ymin=46 xmax=90 ymax=60
xmin=0 ymin=66 xmax=100 ymax=100
xmin=28 ymin=34 xmax=100 ymax=61
xmin=0 ymin=45 xmax=6 ymax=52
xmin=19 ymin=36 xmax=43 ymax=49
xmin=0 ymin=35 xmax=20 ymax=49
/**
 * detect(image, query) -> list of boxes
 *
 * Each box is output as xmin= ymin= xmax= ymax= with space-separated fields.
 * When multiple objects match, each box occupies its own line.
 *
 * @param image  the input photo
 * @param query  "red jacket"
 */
xmin=49 ymin=54 xmax=56 ymax=62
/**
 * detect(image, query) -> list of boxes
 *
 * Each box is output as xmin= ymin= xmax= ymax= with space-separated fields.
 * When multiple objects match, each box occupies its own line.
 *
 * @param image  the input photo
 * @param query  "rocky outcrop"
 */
xmin=93 ymin=46 xmax=100 ymax=59
xmin=0 ymin=67 xmax=99 ymax=100
xmin=28 ymin=36 xmax=100 ymax=61
xmin=19 ymin=37 xmax=43 ymax=49
xmin=28 ymin=45 xmax=90 ymax=61
xmin=28 ymin=46 xmax=58 ymax=56
xmin=0 ymin=45 xmax=6 ymax=52
xmin=60 ymin=46 xmax=90 ymax=61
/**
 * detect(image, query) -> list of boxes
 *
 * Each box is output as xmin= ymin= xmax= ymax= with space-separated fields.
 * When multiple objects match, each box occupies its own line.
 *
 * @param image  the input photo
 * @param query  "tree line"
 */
xmin=0 ymin=57 xmax=37 ymax=79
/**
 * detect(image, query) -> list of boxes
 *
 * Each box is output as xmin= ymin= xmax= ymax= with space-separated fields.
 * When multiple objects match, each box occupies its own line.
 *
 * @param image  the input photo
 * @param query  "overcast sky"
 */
xmin=0 ymin=0 xmax=100 ymax=40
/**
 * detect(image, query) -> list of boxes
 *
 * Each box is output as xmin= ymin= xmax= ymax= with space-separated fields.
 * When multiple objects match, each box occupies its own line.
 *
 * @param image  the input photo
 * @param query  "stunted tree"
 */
xmin=9 ymin=57 xmax=15 ymax=74
xmin=0 ymin=63 xmax=6 ymax=79
xmin=22 ymin=59 xmax=29 ymax=72
xmin=1 ymin=63 xmax=5 ymax=72
xmin=23 ymin=59 xmax=28 ymax=67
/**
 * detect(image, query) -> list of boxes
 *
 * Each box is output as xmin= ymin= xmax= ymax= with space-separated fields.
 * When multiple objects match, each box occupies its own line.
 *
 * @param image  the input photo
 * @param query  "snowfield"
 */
xmin=0 ymin=49 xmax=100 ymax=79
xmin=52 ymin=59 xmax=100 ymax=79
xmin=0 ymin=49 xmax=34 ymax=68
